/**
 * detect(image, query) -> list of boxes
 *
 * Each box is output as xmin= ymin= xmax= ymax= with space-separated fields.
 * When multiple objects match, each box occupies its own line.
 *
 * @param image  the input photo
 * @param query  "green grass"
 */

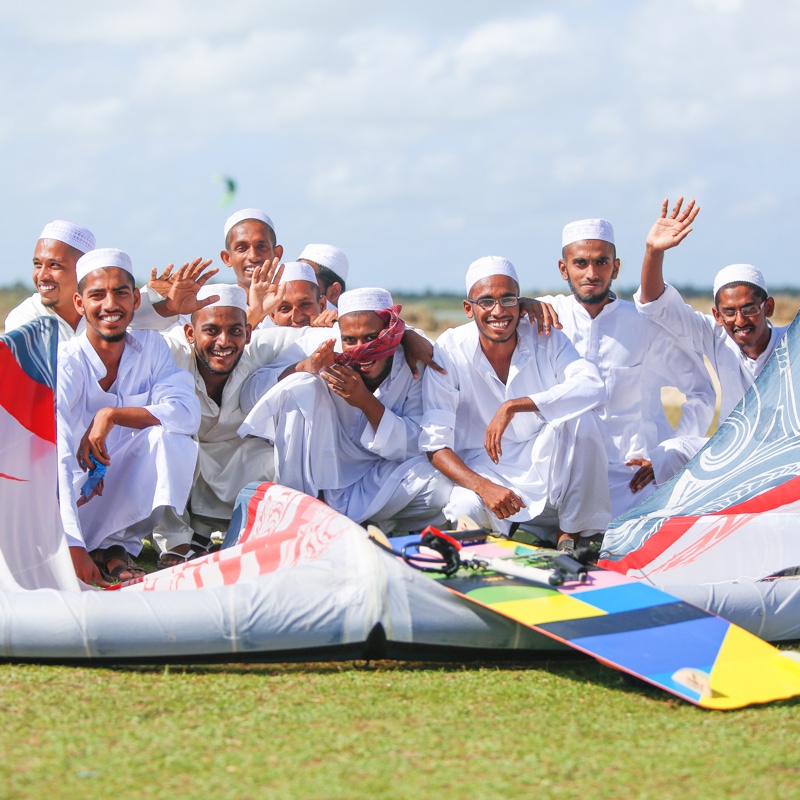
xmin=2 ymin=655 xmax=798 ymax=799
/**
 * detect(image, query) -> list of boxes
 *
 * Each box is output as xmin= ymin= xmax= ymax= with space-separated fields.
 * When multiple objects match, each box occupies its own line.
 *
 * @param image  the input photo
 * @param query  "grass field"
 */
xmin=2 ymin=652 xmax=799 ymax=799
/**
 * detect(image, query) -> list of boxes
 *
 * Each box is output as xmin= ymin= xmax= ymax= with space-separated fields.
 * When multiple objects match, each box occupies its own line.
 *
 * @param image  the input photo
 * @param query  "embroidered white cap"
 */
xmin=465 ymin=256 xmax=519 ymax=296
xmin=38 ymin=220 xmax=96 ymax=254
xmin=713 ymin=264 xmax=768 ymax=298
xmin=562 ymin=218 xmax=615 ymax=248
xmin=223 ymin=208 xmax=275 ymax=239
xmin=76 ymin=248 xmax=134 ymax=283
xmin=298 ymin=244 xmax=350 ymax=281
xmin=196 ymin=283 xmax=248 ymax=313
xmin=338 ymin=288 xmax=393 ymax=316
xmin=279 ymin=261 xmax=318 ymax=286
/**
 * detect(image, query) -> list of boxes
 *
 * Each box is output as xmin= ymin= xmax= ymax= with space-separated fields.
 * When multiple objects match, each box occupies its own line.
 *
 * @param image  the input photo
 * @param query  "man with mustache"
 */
xmin=636 ymin=197 xmax=785 ymax=426
xmin=528 ymin=218 xmax=715 ymax=518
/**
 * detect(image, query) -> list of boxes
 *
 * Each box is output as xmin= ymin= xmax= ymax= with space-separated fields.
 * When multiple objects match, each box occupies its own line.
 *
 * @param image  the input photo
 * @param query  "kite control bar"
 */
xmin=401 ymin=526 xmax=590 ymax=586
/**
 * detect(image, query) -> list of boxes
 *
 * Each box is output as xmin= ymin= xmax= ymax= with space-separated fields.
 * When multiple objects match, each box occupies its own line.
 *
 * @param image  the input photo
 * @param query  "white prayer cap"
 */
xmin=196 ymin=283 xmax=248 ymax=313
xmin=465 ymin=256 xmax=519 ymax=296
xmin=76 ymin=248 xmax=133 ymax=283
xmin=279 ymin=261 xmax=318 ymax=286
xmin=298 ymin=244 xmax=349 ymax=281
xmin=338 ymin=288 xmax=393 ymax=317
xmin=38 ymin=220 xmax=96 ymax=253
xmin=562 ymin=218 xmax=615 ymax=248
xmin=223 ymin=208 xmax=275 ymax=239
xmin=713 ymin=264 xmax=768 ymax=298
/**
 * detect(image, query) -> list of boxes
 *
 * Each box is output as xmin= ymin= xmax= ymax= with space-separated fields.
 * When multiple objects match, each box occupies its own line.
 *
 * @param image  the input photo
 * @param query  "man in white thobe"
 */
xmin=636 ymin=198 xmax=788 ymax=425
xmin=420 ymin=257 xmax=611 ymax=552
xmin=239 ymin=288 xmax=452 ymax=532
xmin=5 ymin=220 xmax=207 ymax=340
xmin=528 ymin=218 xmax=715 ymax=517
xmin=57 ymin=248 xmax=201 ymax=586
xmin=153 ymin=284 xmax=302 ymax=565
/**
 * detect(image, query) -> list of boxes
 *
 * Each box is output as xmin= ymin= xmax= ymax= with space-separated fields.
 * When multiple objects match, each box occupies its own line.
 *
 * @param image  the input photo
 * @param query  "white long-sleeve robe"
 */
xmin=155 ymin=326 xmax=303 ymax=545
xmin=239 ymin=343 xmax=452 ymax=531
xmin=537 ymin=293 xmax=716 ymax=515
xmin=419 ymin=318 xmax=611 ymax=535
xmin=57 ymin=330 xmax=200 ymax=554
xmin=634 ymin=283 xmax=788 ymax=422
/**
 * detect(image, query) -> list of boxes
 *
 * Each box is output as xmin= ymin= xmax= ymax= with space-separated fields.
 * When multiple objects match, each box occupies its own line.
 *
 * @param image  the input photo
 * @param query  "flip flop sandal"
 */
xmin=94 ymin=544 xmax=147 ymax=582
xmin=157 ymin=548 xmax=197 ymax=569
xmin=191 ymin=535 xmax=220 ymax=556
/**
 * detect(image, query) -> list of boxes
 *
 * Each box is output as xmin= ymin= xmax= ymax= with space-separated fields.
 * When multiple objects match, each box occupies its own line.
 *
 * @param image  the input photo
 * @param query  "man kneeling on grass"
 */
xmin=420 ymin=256 xmax=611 ymax=554
xmin=58 ymin=249 xmax=201 ymax=586
xmin=239 ymin=288 xmax=452 ymax=533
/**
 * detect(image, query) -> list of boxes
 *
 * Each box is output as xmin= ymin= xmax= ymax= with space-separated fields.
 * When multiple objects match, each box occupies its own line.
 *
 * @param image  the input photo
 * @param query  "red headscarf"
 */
xmin=334 ymin=305 xmax=406 ymax=367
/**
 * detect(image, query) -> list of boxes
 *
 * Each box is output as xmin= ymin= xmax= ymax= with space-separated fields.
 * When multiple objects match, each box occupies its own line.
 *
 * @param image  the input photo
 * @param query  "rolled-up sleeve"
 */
xmin=419 ymin=343 xmax=460 ymax=452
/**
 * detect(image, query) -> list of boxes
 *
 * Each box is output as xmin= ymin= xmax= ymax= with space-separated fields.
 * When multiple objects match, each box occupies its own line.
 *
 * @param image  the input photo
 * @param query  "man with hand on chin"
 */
xmin=420 ymin=256 xmax=610 ymax=553
xmin=57 ymin=249 xmax=201 ymax=585
xmin=238 ymin=288 xmax=451 ymax=532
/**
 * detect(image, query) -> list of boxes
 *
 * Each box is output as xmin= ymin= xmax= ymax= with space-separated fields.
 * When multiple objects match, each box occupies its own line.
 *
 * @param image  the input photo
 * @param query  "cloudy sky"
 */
xmin=2 ymin=0 xmax=798 ymax=294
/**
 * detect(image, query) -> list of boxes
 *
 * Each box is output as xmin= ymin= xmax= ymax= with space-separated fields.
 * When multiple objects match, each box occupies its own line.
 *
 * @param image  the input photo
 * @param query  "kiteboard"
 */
xmin=385 ymin=528 xmax=800 ymax=710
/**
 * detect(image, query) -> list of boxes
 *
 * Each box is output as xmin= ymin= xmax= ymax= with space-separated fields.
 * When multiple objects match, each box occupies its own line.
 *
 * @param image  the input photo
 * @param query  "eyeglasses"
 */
xmin=466 ymin=295 xmax=520 ymax=311
xmin=716 ymin=300 xmax=766 ymax=321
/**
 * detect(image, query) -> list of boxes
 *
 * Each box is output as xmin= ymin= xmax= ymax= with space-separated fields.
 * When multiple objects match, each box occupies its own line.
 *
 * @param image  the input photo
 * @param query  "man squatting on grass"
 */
xmin=56 ymin=249 xmax=202 ymax=586
xmin=525 ymin=217 xmax=715 ymax=519
xmin=238 ymin=288 xmax=452 ymax=532
xmin=22 ymin=196 xmax=780 ymax=584
xmin=419 ymin=256 xmax=612 ymax=554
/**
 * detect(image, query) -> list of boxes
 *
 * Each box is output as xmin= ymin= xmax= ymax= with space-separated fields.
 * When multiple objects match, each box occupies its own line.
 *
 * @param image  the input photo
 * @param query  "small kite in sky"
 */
xmin=214 ymin=175 xmax=237 ymax=208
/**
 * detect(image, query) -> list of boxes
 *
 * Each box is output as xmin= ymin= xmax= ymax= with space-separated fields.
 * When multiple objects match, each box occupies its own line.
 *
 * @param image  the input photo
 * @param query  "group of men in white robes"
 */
xmin=4 ymin=195 xmax=788 ymax=583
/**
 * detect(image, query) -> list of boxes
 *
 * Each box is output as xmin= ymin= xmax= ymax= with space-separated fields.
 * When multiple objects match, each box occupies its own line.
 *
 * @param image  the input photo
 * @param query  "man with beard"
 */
xmin=636 ymin=197 xmax=785 ymax=426
xmin=269 ymin=261 xmax=330 ymax=329
xmin=527 ymin=218 xmax=715 ymax=518
xmin=238 ymin=288 xmax=452 ymax=532
xmin=152 ymin=283 xmax=302 ymax=565
xmin=57 ymin=249 xmax=201 ymax=585
xmin=420 ymin=257 xmax=610 ymax=553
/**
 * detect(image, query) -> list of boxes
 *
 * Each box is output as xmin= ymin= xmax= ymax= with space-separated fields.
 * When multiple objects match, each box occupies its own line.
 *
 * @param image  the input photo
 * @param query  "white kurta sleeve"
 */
xmin=360 ymin=365 xmax=424 ymax=461
xmin=634 ymin=283 xmax=718 ymax=360
xmin=645 ymin=334 xmax=716 ymax=439
xmin=143 ymin=340 xmax=201 ymax=434
xmin=56 ymin=359 xmax=86 ymax=549
xmin=239 ymin=341 xmax=310 ymax=413
xmin=419 ymin=340 xmax=460 ymax=453
xmin=528 ymin=333 xmax=606 ymax=426
xmin=129 ymin=286 xmax=178 ymax=332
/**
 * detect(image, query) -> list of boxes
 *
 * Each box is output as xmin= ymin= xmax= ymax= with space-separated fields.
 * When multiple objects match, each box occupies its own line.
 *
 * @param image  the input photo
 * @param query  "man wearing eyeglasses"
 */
xmin=525 ymin=218 xmax=715 ymax=518
xmin=636 ymin=198 xmax=785 ymax=424
xmin=420 ymin=256 xmax=611 ymax=554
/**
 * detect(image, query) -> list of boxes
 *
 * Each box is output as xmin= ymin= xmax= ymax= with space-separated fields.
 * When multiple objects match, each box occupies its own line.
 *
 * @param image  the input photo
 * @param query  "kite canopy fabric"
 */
xmin=601 ymin=313 xmax=800 ymax=586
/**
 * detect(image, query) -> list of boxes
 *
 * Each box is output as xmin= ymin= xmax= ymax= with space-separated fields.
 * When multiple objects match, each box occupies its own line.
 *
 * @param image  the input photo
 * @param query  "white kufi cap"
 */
xmin=562 ymin=218 xmax=615 ymax=248
xmin=224 ymin=208 xmax=275 ymax=239
xmin=338 ymin=288 xmax=393 ymax=317
xmin=76 ymin=248 xmax=133 ymax=283
xmin=196 ymin=283 xmax=248 ymax=313
xmin=298 ymin=244 xmax=350 ymax=281
xmin=465 ymin=256 xmax=519 ymax=296
xmin=713 ymin=264 xmax=767 ymax=298
xmin=279 ymin=261 xmax=318 ymax=286
xmin=39 ymin=220 xmax=96 ymax=254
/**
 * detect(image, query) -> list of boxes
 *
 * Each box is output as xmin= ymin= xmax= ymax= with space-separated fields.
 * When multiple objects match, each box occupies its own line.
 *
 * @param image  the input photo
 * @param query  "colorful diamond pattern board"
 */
xmin=407 ymin=536 xmax=800 ymax=710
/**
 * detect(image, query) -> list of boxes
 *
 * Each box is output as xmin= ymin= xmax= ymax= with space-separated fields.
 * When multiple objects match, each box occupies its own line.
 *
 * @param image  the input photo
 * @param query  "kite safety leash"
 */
xmin=399 ymin=527 xmax=592 ymax=586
